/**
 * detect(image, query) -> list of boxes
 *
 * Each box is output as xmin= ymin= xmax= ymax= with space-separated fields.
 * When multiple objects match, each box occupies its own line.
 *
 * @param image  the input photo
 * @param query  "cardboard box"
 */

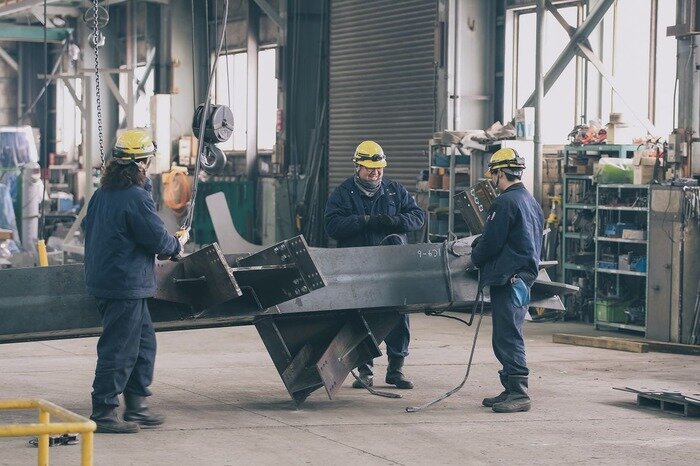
xmin=515 ymin=107 xmax=534 ymax=140
xmin=442 ymin=173 xmax=469 ymax=190
xmin=632 ymin=155 xmax=659 ymax=184
xmin=428 ymin=173 xmax=442 ymax=189
xmin=621 ymin=229 xmax=646 ymax=240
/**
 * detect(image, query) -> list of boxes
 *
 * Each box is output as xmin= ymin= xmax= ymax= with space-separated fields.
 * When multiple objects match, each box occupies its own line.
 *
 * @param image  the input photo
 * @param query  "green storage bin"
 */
xmin=595 ymin=300 xmax=627 ymax=323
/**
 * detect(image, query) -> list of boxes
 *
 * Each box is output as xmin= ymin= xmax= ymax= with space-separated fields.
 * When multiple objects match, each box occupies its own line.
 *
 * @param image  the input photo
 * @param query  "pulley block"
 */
xmin=192 ymin=103 xmax=234 ymax=144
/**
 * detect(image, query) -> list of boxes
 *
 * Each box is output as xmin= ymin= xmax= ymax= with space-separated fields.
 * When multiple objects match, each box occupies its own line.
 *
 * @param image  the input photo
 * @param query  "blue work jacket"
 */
xmin=471 ymin=183 xmax=543 ymax=288
xmin=324 ymin=177 xmax=425 ymax=248
xmin=82 ymin=179 xmax=180 ymax=299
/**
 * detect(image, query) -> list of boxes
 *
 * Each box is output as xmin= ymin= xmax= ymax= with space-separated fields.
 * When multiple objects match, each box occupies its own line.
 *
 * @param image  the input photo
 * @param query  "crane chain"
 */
xmin=85 ymin=0 xmax=109 ymax=168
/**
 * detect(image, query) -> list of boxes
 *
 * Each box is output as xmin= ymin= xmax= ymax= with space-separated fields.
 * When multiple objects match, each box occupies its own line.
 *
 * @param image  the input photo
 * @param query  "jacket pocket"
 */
xmin=511 ymin=277 xmax=531 ymax=308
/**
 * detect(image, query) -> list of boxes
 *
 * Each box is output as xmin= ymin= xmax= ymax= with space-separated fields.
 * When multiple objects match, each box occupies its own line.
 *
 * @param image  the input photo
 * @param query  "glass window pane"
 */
xmin=258 ymin=48 xmax=277 ymax=151
xmin=215 ymin=52 xmax=247 ymax=151
xmin=611 ymin=0 xmax=651 ymax=127
xmin=516 ymin=7 xmax=578 ymax=143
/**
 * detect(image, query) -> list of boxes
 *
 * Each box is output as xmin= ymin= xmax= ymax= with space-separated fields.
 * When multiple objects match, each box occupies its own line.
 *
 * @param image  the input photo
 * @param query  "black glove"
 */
xmin=470 ymin=235 xmax=482 ymax=249
xmin=378 ymin=214 xmax=402 ymax=229
xmin=364 ymin=215 xmax=381 ymax=229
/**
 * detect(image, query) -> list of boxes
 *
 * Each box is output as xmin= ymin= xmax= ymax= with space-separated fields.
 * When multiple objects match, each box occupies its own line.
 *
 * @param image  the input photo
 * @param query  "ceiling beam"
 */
xmin=0 ymin=0 xmax=63 ymax=18
xmin=0 ymin=22 xmax=71 ymax=42
xmin=251 ymin=0 xmax=283 ymax=29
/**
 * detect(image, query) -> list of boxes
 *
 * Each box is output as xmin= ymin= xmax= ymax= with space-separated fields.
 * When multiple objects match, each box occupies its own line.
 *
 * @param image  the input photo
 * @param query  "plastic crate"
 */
xmin=596 ymin=300 xmax=627 ymax=323
xmin=596 ymin=261 xmax=617 ymax=269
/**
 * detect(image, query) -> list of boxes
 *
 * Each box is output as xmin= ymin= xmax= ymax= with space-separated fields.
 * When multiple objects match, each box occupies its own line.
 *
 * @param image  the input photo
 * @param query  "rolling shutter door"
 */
xmin=329 ymin=0 xmax=438 ymax=191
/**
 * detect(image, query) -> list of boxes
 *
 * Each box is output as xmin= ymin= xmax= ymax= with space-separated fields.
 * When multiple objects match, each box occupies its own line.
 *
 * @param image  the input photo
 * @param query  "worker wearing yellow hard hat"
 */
xmin=352 ymin=140 xmax=388 ymax=169
xmin=325 ymin=140 xmax=424 ymax=390
xmin=111 ymin=129 xmax=158 ymax=164
xmin=471 ymin=146 xmax=544 ymax=413
xmin=83 ymin=128 xmax=186 ymax=433
xmin=484 ymin=147 xmax=526 ymax=180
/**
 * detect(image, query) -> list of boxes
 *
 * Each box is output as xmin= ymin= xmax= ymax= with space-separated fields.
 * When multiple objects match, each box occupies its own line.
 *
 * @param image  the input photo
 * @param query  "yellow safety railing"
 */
xmin=0 ymin=399 xmax=96 ymax=466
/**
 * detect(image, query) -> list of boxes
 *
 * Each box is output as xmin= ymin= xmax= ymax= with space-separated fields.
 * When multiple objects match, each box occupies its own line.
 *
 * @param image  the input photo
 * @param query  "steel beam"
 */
xmin=543 ymin=0 xmax=657 ymax=134
xmin=251 ymin=0 xmax=283 ymax=29
xmin=0 ymin=22 xmax=71 ymax=42
xmin=522 ymin=0 xmax=615 ymax=108
xmin=0 ymin=45 xmax=17 ymax=71
xmin=0 ymin=0 xmax=61 ymax=18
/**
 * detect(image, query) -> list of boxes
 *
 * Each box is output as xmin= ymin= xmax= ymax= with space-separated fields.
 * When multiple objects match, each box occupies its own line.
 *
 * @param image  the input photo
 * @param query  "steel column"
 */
xmin=534 ymin=0 xmax=544 ymax=203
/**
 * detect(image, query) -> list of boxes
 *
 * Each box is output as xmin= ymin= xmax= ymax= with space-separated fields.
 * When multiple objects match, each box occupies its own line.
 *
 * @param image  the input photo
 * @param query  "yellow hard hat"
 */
xmin=112 ymin=128 xmax=156 ymax=164
xmin=485 ymin=147 xmax=525 ymax=177
xmin=353 ymin=140 xmax=387 ymax=168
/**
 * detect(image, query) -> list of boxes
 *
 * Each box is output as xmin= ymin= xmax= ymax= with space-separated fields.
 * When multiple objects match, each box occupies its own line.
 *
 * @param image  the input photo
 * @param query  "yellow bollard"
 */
xmin=38 ymin=409 xmax=49 ymax=466
xmin=37 ymin=240 xmax=48 ymax=267
xmin=81 ymin=432 xmax=94 ymax=466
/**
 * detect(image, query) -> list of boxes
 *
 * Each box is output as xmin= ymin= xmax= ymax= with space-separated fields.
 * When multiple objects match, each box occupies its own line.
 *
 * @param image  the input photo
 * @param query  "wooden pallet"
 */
xmin=553 ymin=334 xmax=648 ymax=353
xmin=614 ymin=387 xmax=700 ymax=417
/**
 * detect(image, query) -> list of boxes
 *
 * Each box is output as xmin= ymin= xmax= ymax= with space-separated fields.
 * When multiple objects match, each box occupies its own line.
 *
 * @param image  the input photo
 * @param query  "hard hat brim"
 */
xmin=357 ymin=160 xmax=387 ymax=169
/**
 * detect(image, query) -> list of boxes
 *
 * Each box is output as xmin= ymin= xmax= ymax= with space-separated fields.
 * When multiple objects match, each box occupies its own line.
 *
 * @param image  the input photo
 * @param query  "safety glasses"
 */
xmin=355 ymin=153 xmax=386 ymax=162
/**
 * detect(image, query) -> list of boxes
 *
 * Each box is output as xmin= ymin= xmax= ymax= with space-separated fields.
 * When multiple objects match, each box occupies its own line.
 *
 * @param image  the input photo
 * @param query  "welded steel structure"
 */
xmin=0 ymin=229 xmax=575 ymax=404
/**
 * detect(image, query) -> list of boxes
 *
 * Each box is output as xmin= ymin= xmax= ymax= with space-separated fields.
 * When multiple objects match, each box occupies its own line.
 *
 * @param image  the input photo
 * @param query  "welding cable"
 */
xmin=405 ymin=289 xmax=485 ymax=413
xmin=349 ymin=369 xmax=401 ymax=399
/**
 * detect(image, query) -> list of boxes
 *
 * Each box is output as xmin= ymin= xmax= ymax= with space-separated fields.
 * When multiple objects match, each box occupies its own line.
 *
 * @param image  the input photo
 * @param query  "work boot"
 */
xmin=385 ymin=356 xmax=414 ymax=389
xmin=352 ymin=363 xmax=374 ymax=388
xmin=492 ymin=375 xmax=531 ymax=413
xmin=123 ymin=393 xmax=165 ymax=427
xmin=482 ymin=371 xmax=509 ymax=407
xmin=90 ymin=404 xmax=140 ymax=434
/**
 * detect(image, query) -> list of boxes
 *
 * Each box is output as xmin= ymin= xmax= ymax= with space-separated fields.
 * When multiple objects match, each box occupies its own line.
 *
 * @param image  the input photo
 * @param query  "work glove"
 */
xmin=175 ymin=228 xmax=190 ymax=249
xmin=156 ymin=228 xmax=190 ymax=261
xmin=470 ymin=235 xmax=482 ymax=249
xmin=364 ymin=215 xmax=381 ymax=229
xmin=377 ymin=214 xmax=402 ymax=229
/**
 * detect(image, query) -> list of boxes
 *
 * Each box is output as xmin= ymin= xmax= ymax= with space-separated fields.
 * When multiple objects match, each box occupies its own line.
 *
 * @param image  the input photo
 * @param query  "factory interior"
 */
xmin=0 ymin=0 xmax=699 ymax=464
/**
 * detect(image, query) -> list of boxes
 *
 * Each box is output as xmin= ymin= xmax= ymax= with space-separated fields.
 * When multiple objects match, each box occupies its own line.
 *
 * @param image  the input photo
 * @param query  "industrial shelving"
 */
xmin=561 ymin=173 xmax=596 ymax=320
xmin=593 ymin=184 xmax=650 ymax=334
xmin=426 ymin=139 xmax=470 ymax=242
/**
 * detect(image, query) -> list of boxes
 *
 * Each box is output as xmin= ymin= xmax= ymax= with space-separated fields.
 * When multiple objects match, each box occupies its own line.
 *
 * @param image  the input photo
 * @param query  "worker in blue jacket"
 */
xmin=471 ymin=147 xmax=543 ymax=413
xmin=83 ymin=129 xmax=187 ymax=433
xmin=325 ymin=140 xmax=425 ymax=389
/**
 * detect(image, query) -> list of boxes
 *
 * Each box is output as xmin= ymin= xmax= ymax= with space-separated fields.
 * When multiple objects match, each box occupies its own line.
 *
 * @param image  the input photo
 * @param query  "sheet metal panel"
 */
xmin=329 ymin=0 xmax=438 ymax=191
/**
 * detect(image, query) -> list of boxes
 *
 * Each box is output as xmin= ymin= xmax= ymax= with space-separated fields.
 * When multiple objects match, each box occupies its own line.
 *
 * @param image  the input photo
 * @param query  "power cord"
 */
xmin=349 ymin=369 xmax=402 ymax=399
xmin=406 ymin=290 xmax=485 ymax=413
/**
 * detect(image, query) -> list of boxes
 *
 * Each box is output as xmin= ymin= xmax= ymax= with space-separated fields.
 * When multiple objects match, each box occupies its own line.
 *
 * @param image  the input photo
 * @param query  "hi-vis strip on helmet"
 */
xmin=485 ymin=147 xmax=526 ymax=177
xmin=112 ymin=128 xmax=157 ymax=164
xmin=353 ymin=140 xmax=387 ymax=168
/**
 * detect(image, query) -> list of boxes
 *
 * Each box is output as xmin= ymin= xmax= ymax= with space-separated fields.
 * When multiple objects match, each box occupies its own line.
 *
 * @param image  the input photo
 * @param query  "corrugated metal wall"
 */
xmin=329 ymin=0 xmax=439 ymax=191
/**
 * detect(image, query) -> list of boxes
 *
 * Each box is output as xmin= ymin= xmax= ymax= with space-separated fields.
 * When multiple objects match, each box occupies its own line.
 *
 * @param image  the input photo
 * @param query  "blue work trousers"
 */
xmin=91 ymin=298 xmax=157 ymax=407
xmin=385 ymin=314 xmax=410 ymax=359
xmin=359 ymin=314 xmax=410 ymax=374
xmin=489 ymin=282 xmax=529 ymax=377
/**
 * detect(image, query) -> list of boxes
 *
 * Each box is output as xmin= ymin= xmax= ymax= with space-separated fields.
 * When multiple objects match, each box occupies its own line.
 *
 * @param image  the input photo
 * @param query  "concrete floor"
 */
xmin=1 ymin=314 xmax=698 ymax=466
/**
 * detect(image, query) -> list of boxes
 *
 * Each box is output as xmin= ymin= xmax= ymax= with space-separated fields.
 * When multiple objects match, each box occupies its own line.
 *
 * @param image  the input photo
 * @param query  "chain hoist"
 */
xmin=83 ymin=0 xmax=109 ymax=168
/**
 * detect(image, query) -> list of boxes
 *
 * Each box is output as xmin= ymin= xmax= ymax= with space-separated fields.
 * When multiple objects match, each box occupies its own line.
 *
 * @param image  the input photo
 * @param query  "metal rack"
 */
xmin=561 ymin=174 xmax=596 ymax=319
xmin=426 ymin=140 xmax=470 ymax=242
xmin=594 ymin=184 xmax=650 ymax=334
